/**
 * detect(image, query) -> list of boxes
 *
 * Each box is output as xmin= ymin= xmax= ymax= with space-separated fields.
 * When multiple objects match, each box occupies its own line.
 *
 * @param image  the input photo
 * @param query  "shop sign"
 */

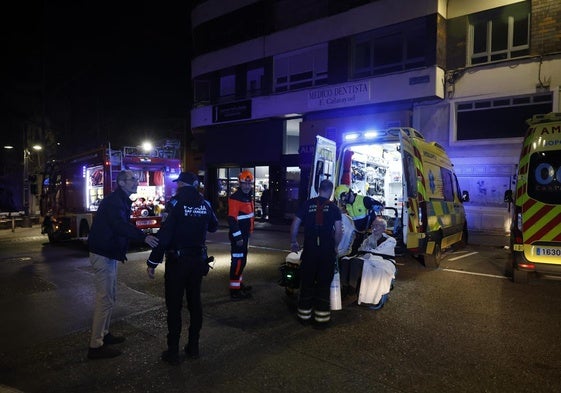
xmin=307 ymin=82 xmax=370 ymax=109
xmin=409 ymin=75 xmax=430 ymax=85
xmin=213 ymin=100 xmax=252 ymax=123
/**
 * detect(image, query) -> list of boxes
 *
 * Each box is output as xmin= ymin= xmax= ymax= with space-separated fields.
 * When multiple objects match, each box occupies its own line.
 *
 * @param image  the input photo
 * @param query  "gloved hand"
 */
xmin=202 ymin=256 xmax=214 ymax=276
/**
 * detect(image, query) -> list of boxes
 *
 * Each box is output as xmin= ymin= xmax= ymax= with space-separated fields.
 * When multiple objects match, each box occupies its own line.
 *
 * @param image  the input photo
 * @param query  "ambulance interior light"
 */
xmin=364 ymin=130 xmax=378 ymax=139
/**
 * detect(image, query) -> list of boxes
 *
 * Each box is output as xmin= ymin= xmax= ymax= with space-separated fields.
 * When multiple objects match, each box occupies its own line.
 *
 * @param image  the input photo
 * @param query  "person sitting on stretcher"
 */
xmin=339 ymin=216 xmax=396 ymax=309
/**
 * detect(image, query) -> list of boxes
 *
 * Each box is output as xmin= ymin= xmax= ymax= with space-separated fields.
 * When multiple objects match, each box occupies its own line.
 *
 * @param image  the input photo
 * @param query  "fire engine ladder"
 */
xmin=107 ymin=145 xmax=123 ymax=191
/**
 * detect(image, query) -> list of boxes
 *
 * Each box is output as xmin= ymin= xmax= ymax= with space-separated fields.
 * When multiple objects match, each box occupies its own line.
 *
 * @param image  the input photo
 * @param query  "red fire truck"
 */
xmin=40 ymin=140 xmax=182 ymax=243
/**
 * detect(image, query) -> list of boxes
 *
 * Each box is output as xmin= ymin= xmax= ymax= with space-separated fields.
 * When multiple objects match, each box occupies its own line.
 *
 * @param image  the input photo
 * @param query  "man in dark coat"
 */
xmin=87 ymin=170 xmax=159 ymax=360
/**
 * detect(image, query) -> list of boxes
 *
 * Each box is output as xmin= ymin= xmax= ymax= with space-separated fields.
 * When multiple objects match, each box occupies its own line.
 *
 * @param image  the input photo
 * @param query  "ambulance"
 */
xmin=504 ymin=112 xmax=561 ymax=283
xmin=309 ymin=127 xmax=469 ymax=268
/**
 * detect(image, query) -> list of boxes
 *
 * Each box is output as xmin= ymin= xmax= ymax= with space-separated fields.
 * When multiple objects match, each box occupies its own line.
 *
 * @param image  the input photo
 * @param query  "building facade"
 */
xmin=189 ymin=0 xmax=561 ymax=232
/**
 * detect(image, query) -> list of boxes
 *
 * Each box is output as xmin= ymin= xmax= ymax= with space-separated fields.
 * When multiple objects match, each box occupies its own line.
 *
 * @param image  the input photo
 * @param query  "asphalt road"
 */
xmin=0 ymin=225 xmax=560 ymax=393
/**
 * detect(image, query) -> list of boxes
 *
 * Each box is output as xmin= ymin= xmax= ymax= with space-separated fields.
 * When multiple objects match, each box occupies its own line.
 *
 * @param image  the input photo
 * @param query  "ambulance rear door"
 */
xmin=308 ymin=135 xmax=337 ymax=198
xmin=396 ymin=128 xmax=420 ymax=251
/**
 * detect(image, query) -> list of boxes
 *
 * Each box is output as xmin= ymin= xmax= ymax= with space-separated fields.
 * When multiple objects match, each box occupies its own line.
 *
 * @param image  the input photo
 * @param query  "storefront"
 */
xmin=192 ymin=119 xmax=300 ymax=223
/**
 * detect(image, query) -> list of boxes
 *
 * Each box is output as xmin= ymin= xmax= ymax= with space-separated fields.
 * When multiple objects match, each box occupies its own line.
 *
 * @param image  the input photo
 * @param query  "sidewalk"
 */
xmin=0 ymin=224 xmax=45 ymax=241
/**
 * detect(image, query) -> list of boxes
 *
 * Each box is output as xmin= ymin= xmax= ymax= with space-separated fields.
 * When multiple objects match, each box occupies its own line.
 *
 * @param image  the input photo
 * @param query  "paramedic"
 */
xmin=146 ymin=171 xmax=218 ymax=365
xmin=290 ymin=179 xmax=342 ymax=328
xmin=228 ymin=170 xmax=255 ymax=300
xmin=334 ymin=184 xmax=383 ymax=254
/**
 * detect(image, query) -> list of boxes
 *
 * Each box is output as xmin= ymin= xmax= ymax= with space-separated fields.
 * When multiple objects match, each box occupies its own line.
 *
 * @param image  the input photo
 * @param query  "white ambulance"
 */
xmin=309 ymin=127 xmax=469 ymax=268
xmin=504 ymin=112 xmax=561 ymax=283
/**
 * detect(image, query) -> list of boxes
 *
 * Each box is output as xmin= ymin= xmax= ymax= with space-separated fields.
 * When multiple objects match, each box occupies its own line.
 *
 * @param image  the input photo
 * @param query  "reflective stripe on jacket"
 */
xmin=227 ymin=189 xmax=254 ymax=240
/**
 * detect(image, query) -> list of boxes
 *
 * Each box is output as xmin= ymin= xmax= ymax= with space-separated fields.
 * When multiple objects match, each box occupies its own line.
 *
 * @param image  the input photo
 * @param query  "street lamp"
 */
xmin=22 ymin=144 xmax=43 ymax=222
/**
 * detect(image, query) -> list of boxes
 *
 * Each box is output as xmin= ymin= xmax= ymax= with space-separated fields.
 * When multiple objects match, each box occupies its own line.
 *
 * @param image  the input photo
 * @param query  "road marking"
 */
xmin=207 ymin=239 xmax=289 ymax=253
xmin=448 ymin=251 xmax=478 ymax=261
xmin=442 ymin=268 xmax=507 ymax=279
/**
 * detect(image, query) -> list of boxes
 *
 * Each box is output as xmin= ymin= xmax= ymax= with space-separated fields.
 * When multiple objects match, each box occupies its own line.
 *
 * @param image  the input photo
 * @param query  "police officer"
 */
xmin=146 ymin=171 xmax=218 ymax=365
xmin=290 ymin=179 xmax=343 ymax=328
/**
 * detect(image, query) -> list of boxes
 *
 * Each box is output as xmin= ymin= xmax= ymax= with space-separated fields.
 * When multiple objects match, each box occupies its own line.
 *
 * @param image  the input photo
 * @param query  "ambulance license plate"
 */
xmin=535 ymin=246 xmax=561 ymax=257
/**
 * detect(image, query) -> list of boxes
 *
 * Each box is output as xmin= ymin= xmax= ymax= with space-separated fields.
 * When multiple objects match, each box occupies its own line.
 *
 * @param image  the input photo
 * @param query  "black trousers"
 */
xmin=298 ymin=244 xmax=336 ymax=317
xmin=339 ymin=257 xmax=365 ymax=293
xmin=164 ymin=253 xmax=205 ymax=350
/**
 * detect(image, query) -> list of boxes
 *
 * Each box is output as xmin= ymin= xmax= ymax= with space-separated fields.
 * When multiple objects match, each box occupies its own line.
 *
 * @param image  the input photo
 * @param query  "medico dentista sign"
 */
xmin=307 ymin=82 xmax=370 ymax=109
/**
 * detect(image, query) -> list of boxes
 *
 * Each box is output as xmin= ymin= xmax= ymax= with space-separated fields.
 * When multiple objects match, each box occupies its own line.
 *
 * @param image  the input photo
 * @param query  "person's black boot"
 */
xmin=161 ymin=348 xmax=183 ymax=365
xmin=230 ymin=289 xmax=252 ymax=300
xmin=240 ymin=283 xmax=252 ymax=292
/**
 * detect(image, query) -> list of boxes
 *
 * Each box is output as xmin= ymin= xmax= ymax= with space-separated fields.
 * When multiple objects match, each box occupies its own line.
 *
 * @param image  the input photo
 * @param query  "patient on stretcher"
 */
xmin=339 ymin=216 xmax=396 ymax=309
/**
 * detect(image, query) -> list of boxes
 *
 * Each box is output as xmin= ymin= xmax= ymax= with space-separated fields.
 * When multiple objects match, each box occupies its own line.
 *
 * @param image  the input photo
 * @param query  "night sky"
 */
xmin=2 ymin=0 xmax=191 ymax=155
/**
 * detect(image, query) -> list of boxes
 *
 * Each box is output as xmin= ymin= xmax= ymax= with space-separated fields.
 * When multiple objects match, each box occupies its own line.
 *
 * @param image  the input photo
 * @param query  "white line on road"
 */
xmin=448 ymin=251 xmax=479 ymax=261
xmin=442 ymin=268 xmax=507 ymax=279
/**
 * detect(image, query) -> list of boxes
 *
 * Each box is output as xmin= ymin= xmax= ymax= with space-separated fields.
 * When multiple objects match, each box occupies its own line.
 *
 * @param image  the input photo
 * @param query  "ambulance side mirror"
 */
xmin=504 ymin=190 xmax=513 ymax=203
xmin=461 ymin=190 xmax=470 ymax=202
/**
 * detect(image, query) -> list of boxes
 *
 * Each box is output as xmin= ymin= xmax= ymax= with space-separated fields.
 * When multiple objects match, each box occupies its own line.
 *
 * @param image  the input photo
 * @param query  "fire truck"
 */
xmin=40 ymin=140 xmax=182 ymax=243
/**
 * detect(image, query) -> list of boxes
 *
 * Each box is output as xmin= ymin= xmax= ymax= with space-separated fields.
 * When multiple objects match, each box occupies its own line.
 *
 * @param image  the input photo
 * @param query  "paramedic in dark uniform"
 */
xmin=228 ymin=170 xmax=255 ymax=300
xmin=146 ymin=171 xmax=218 ymax=365
xmin=290 ymin=179 xmax=343 ymax=328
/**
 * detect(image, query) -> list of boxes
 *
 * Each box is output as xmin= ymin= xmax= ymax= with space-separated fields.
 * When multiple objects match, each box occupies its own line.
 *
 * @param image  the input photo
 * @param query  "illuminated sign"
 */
xmin=213 ymin=100 xmax=252 ymax=123
xmin=307 ymin=82 xmax=370 ymax=109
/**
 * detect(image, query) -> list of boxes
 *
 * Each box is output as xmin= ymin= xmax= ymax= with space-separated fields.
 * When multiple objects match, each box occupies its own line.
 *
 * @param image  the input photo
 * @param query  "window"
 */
xmin=274 ymin=44 xmax=328 ymax=93
xmin=441 ymin=168 xmax=455 ymax=202
xmin=351 ymin=20 xmax=427 ymax=79
xmin=283 ymin=118 xmax=301 ymax=154
xmin=403 ymin=152 xmax=418 ymax=198
xmin=455 ymin=93 xmax=552 ymax=141
xmin=219 ymin=74 xmax=235 ymax=98
xmin=193 ymin=79 xmax=211 ymax=106
xmin=247 ymin=67 xmax=264 ymax=96
xmin=467 ymin=2 xmax=530 ymax=65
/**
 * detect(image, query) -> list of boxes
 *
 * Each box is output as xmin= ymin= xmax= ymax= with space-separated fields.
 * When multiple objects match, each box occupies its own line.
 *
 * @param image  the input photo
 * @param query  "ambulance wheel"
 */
xmin=460 ymin=225 xmax=468 ymax=247
xmin=423 ymin=243 xmax=441 ymax=269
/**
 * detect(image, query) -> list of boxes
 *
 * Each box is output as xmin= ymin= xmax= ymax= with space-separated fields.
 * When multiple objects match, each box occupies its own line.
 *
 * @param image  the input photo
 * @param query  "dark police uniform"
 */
xmin=295 ymin=196 xmax=342 ymax=325
xmin=147 ymin=182 xmax=218 ymax=359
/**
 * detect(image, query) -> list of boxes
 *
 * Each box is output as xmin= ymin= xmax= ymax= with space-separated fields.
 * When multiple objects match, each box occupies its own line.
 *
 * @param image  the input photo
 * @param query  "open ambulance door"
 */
xmin=308 ymin=135 xmax=337 ymax=199
xmin=397 ymin=129 xmax=418 ymax=251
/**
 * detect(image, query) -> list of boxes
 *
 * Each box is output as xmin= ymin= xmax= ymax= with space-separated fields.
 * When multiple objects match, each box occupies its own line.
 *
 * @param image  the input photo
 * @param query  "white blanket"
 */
xmin=357 ymin=254 xmax=396 ymax=305
xmin=357 ymin=235 xmax=396 ymax=306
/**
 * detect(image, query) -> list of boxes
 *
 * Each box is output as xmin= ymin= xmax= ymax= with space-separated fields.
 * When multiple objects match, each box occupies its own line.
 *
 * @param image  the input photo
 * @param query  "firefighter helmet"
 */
xmin=238 ymin=170 xmax=254 ymax=183
xmin=334 ymin=184 xmax=350 ymax=201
